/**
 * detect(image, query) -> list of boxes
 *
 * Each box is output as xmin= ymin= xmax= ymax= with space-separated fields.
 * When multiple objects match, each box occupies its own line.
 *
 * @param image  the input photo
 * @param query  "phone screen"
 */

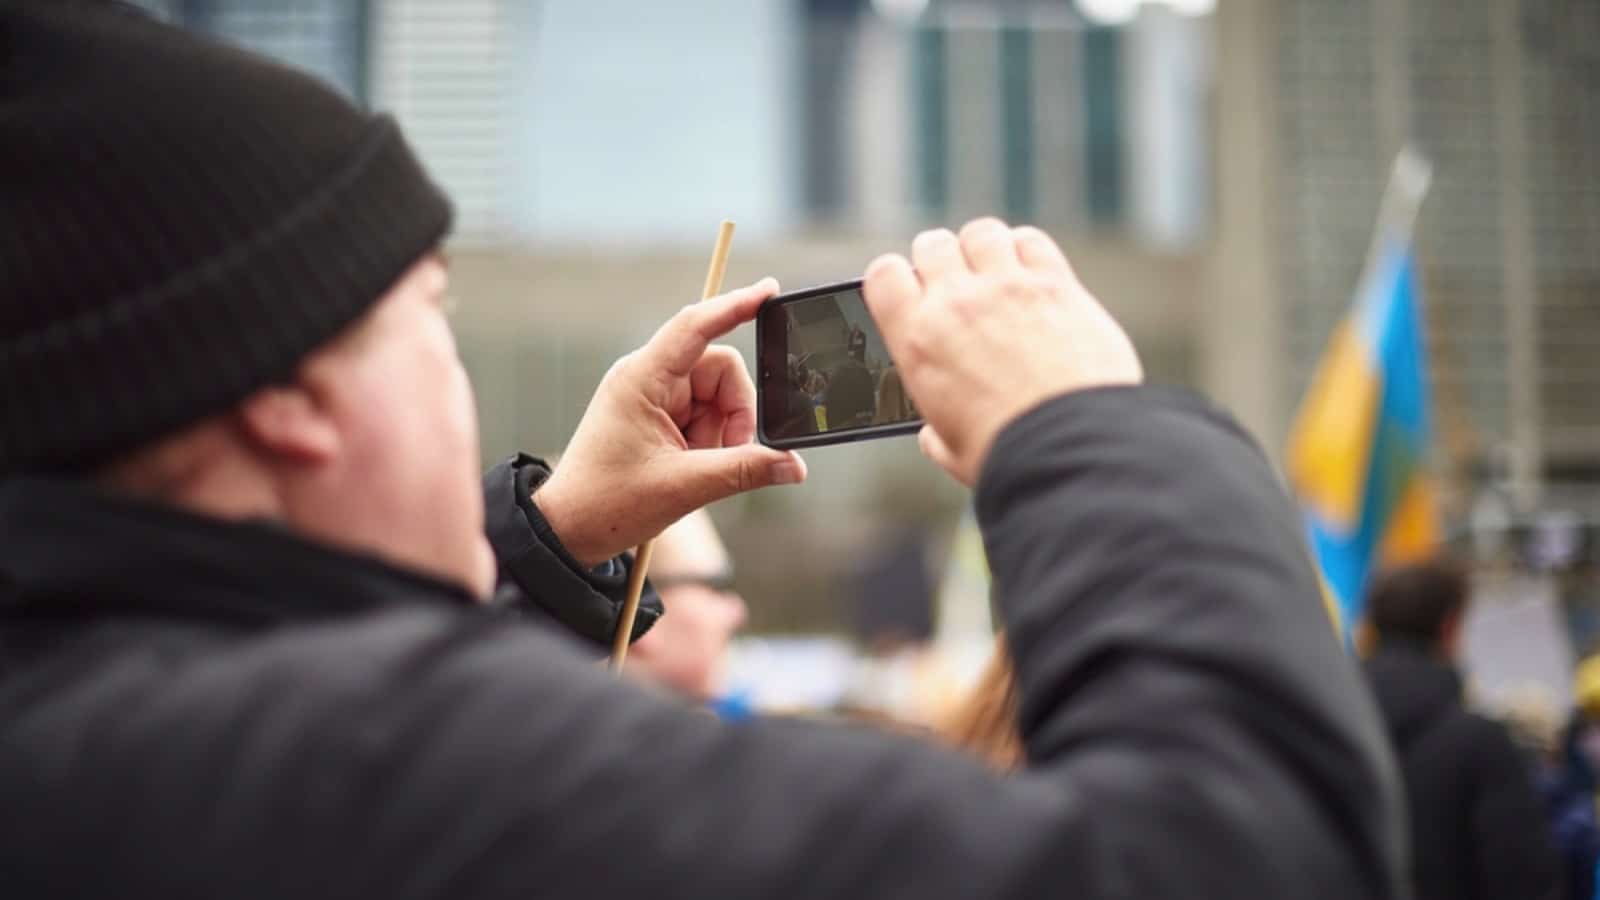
xmin=757 ymin=279 xmax=921 ymax=449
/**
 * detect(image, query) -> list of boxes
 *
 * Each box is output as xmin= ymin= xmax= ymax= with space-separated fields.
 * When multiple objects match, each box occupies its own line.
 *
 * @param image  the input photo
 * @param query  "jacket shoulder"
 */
xmin=1 ymin=608 xmax=615 ymax=895
xmin=6 ymin=607 xmax=578 ymax=795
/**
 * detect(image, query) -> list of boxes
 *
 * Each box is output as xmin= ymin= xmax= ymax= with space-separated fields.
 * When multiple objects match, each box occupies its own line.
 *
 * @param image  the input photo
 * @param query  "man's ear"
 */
xmin=236 ymin=384 xmax=342 ymax=464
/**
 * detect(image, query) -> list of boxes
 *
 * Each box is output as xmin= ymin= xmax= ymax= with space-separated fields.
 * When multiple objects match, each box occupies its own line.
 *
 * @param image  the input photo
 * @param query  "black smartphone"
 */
xmin=756 ymin=279 xmax=922 ymax=450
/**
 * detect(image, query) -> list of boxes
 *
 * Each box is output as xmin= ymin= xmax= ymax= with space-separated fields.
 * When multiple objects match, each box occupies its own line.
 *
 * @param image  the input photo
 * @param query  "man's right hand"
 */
xmin=533 ymin=279 xmax=805 ymax=568
xmin=863 ymin=218 xmax=1143 ymax=486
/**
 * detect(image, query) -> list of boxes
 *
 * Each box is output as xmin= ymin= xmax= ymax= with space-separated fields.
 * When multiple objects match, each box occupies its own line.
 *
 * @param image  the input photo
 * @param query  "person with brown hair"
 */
xmin=873 ymin=366 xmax=917 ymax=425
xmin=937 ymin=635 xmax=1025 ymax=771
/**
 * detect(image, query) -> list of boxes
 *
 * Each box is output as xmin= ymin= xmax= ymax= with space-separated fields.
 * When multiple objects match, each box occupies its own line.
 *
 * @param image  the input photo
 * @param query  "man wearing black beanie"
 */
xmin=0 ymin=3 xmax=1408 ymax=899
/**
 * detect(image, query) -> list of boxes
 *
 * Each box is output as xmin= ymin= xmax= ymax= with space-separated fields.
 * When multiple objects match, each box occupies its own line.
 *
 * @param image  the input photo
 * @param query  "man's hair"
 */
xmin=1364 ymin=558 xmax=1470 ymax=643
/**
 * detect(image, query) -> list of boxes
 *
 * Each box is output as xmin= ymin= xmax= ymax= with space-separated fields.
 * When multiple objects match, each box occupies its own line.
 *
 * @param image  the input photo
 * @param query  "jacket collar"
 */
xmin=0 ymin=476 xmax=479 ymax=628
xmin=1364 ymin=639 xmax=1463 ymax=742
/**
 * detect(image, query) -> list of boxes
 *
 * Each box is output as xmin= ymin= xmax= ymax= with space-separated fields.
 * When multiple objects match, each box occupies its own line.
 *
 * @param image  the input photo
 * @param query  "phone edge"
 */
xmin=754 ymin=278 xmax=922 ymax=451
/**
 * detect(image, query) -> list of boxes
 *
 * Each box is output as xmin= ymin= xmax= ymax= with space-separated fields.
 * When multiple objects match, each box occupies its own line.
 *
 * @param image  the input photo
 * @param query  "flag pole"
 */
xmin=1356 ymin=146 xmax=1432 ymax=300
xmin=610 ymin=220 xmax=737 ymax=671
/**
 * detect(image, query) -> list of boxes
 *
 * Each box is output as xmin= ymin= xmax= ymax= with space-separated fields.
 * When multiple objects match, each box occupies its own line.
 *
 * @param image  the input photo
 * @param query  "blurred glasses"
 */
xmin=651 ymin=571 xmax=738 ymax=595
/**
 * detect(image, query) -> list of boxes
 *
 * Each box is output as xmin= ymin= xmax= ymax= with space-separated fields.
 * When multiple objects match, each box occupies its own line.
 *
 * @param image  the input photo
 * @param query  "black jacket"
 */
xmin=0 ymin=387 xmax=1407 ymax=898
xmin=1365 ymin=642 xmax=1560 ymax=900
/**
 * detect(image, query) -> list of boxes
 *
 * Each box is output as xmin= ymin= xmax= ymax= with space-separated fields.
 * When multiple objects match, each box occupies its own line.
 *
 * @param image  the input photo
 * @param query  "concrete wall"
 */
xmin=447 ymin=229 xmax=1205 ymax=457
xmin=444 ymin=230 xmax=1209 ymax=632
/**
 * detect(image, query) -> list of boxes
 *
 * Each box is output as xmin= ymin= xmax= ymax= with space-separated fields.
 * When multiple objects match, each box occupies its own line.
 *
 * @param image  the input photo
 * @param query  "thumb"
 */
xmin=675 ymin=445 xmax=807 ymax=508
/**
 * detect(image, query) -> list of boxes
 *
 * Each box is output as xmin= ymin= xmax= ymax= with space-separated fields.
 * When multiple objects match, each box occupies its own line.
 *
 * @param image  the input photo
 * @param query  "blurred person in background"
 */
xmin=823 ymin=357 xmax=875 ymax=428
xmin=936 ymin=635 xmax=1023 ymax=772
xmin=873 ymin=367 xmax=915 ymax=425
xmin=1496 ymin=682 xmax=1600 ymax=900
xmin=624 ymin=510 xmax=749 ymax=711
xmin=1360 ymin=560 xmax=1560 ymax=900
xmin=779 ymin=356 xmax=817 ymax=439
xmin=1543 ymin=657 xmax=1600 ymax=900
xmin=804 ymin=368 xmax=830 ymax=429
xmin=805 ymin=368 xmax=828 ymax=399
xmin=1 ymin=4 xmax=1407 ymax=898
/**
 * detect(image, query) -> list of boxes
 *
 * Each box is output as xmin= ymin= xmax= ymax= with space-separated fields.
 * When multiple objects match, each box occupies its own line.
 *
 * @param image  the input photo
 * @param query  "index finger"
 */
xmin=641 ymin=277 xmax=780 ymax=376
xmin=862 ymin=253 xmax=919 ymax=354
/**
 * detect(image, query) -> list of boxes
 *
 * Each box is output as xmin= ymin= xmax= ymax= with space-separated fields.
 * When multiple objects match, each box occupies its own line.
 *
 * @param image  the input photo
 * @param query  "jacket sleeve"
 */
xmin=1470 ymin=718 xmax=1562 ymax=900
xmin=356 ymin=388 xmax=1406 ymax=899
xmin=481 ymin=453 xmax=662 ymax=646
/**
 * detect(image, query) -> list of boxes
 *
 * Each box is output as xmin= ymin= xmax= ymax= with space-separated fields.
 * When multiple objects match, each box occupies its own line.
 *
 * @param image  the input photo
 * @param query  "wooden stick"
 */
xmin=611 ymin=220 xmax=737 ymax=670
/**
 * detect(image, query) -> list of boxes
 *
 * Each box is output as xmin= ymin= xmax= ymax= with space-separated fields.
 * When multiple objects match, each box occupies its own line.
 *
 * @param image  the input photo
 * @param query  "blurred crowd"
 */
xmin=652 ymin=511 xmax=1600 ymax=900
xmin=4 ymin=3 xmax=1596 ymax=898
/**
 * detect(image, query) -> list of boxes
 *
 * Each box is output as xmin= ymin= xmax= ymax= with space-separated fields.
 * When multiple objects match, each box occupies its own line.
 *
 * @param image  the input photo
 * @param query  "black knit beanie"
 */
xmin=0 ymin=1 xmax=453 ymax=474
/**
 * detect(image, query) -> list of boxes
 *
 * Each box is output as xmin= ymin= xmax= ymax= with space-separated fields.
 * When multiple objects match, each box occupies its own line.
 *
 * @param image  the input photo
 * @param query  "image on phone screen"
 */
xmin=757 ymin=280 xmax=922 ymax=450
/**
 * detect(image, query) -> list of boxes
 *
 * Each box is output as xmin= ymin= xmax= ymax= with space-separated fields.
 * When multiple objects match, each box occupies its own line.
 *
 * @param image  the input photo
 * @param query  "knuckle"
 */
xmin=1000 ymin=276 xmax=1034 ymax=300
xmin=998 ymin=271 xmax=1052 ymax=302
xmin=1030 ymin=270 xmax=1068 ymax=299
xmin=949 ymin=291 xmax=985 ymax=323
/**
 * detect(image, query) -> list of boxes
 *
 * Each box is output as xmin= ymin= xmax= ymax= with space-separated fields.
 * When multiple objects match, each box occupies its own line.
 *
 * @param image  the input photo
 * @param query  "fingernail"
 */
xmin=771 ymin=459 xmax=804 ymax=485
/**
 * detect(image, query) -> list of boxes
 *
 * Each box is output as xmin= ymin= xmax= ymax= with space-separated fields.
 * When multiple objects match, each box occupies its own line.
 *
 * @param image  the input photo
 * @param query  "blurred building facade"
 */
xmin=1268 ymin=0 xmax=1600 ymax=505
xmin=1255 ymin=0 xmax=1600 ymax=647
xmin=134 ymin=0 xmax=1600 ymax=636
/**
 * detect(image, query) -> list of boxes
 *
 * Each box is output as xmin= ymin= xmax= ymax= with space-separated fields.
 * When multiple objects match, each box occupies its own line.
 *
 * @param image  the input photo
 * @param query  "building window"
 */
xmin=1079 ymin=25 xmax=1124 ymax=226
xmin=133 ymin=0 xmax=371 ymax=103
xmin=795 ymin=5 xmax=1207 ymax=242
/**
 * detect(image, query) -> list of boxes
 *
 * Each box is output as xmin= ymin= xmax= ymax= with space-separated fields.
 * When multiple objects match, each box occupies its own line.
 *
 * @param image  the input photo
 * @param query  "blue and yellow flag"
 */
xmin=1287 ymin=239 xmax=1438 ymax=634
